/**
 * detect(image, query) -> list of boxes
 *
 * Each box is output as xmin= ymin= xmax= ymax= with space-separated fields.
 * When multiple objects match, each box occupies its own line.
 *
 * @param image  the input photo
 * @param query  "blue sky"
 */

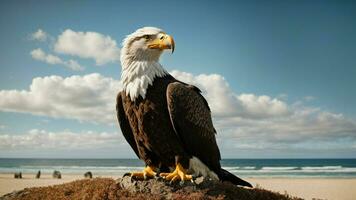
xmin=0 ymin=0 xmax=356 ymax=158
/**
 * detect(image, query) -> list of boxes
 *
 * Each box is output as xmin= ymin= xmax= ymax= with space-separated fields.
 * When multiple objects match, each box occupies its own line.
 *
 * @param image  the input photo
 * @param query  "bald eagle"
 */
xmin=116 ymin=27 xmax=252 ymax=187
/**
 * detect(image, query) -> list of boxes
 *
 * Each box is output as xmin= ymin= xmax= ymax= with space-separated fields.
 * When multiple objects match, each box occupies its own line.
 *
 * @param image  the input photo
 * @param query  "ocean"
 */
xmin=1 ymin=158 xmax=355 ymax=178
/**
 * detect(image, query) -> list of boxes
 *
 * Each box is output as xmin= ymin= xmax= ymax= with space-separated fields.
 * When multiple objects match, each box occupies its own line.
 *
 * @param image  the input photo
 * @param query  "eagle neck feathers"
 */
xmin=121 ymin=61 xmax=167 ymax=101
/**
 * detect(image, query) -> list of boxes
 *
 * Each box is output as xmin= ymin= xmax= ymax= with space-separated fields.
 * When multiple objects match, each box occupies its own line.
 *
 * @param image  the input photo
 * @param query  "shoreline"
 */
xmin=1 ymin=173 xmax=356 ymax=200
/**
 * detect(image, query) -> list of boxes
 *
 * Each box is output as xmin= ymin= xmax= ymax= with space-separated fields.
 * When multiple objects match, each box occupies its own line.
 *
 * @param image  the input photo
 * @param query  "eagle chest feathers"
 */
xmin=121 ymin=77 xmax=186 ymax=167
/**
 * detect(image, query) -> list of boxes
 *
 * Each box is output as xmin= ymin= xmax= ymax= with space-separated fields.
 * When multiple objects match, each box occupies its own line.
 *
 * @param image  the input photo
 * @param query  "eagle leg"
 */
xmin=124 ymin=165 xmax=156 ymax=180
xmin=160 ymin=163 xmax=192 ymax=183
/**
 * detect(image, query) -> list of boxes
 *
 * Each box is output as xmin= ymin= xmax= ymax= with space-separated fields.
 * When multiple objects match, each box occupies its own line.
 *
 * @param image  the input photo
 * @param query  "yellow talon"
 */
xmin=160 ymin=163 xmax=192 ymax=182
xmin=171 ymin=175 xmax=179 ymax=182
xmin=126 ymin=165 xmax=157 ymax=180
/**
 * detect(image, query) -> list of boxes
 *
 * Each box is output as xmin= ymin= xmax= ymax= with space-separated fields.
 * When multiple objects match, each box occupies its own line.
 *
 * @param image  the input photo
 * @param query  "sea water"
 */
xmin=1 ymin=158 xmax=355 ymax=178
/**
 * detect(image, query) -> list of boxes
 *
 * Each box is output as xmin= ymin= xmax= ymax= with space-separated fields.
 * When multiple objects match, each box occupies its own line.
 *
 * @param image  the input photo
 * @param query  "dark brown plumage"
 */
xmin=117 ymin=75 xmax=194 ymax=170
xmin=116 ymin=74 xmax=252 ymax=187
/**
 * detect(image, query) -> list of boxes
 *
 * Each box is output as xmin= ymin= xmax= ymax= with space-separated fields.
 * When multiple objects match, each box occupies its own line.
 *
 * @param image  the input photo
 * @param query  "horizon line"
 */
xmin=1 ymin=157 xmax=356 ymax=160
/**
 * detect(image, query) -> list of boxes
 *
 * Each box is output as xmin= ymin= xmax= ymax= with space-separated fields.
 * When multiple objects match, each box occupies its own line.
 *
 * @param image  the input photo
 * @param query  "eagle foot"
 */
xmin=159 ymin=163 xmax=193 ymax=183
xmin=123 ymin=165 xmax=156 ymax=180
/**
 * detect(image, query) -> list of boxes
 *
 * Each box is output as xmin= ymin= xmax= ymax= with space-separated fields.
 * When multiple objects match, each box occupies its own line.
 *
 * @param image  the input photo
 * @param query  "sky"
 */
xmin=0 ymin=0 xmax=356 ymax=158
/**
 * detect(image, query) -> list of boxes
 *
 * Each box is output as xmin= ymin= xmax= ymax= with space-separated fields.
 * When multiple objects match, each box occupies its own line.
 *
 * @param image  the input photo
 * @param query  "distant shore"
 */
xmin=1 ymin=173 xmax=356 ymax=200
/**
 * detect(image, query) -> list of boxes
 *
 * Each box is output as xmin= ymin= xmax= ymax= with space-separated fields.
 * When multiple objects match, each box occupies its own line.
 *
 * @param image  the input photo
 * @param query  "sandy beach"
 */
xmin=248 ymin=178 xmax=356 ymax=200
xmin=0 ymin=173 xmax=118 ymax=197
xmin=0 ymin=173 xmax=355 ymax=200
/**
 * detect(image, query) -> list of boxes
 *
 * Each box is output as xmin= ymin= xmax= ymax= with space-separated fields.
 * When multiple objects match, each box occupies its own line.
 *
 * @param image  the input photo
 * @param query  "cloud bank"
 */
xmin=0 ymin=73 xmax=120 ymax=124
xmin=1 ymin=71 xmax=356 ymax=157
xmin=0 ymin=129 xmax=121 ymax=150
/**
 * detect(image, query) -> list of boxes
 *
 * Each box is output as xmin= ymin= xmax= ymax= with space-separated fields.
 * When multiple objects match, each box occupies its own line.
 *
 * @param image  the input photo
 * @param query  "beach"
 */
xmin=1 ymin=173 xmax=356 ymax=200
xmin=0 ymin=173 xmax=121 ymax=196
xmin=249 ymin=178 xmax=356 ymax=200
xmin=1 ymin=158 xmax=356 ymax=199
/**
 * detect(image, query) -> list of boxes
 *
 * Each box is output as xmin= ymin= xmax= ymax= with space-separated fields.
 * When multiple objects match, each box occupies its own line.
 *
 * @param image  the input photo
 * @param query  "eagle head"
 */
xmin=120 ymin=27 xmax=175 ymax=68
xmin=120 ymin=27 xmax=174 ymax=100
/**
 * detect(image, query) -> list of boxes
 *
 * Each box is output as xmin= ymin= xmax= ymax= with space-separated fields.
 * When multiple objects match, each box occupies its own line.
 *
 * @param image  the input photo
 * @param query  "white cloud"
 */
xmin=66 ymin=59 xmax=83 ymax=71
xmin=0 ymin=129 xmax=122 ymax=150
xmin=170 ymin=70 xmax=356 ymax=153
xmin=0 ymin=71 xmax=356 ymax=156
xmin=31 ymin=48 xmax=62 ymax=64
xmin=0 ymin=73 xmax=121 ymax=124
xmin=237 ymin=94 xmax=290 ymax=119
xmin=30 ymin=48 xmax=84 ymax=71
xmin=171 ymin=70 xmax=290 ymax=118
xmin=0 ymin=129 xmax=138 ymax=158
xmin=31 ymin=29 xmax=48 ymax=42
xmin=54 ymin=29 xmax=120 ymax=65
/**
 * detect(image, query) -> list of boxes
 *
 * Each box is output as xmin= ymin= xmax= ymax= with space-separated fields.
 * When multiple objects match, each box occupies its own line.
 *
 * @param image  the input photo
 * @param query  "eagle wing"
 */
xmin=116 ymin=92 xmax=140 ymax=158
xmin=166 ymin=82 xmax=221 ymax=172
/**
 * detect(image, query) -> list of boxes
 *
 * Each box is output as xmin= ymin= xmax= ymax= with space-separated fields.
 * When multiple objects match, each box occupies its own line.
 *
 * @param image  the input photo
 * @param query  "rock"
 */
xmin=36 ymin=170 xmax=41 ymax=179
xmin=84 ymin=171 xmax=93 ymax=179
xmin=117 ymin=176 xmax=197 ymax=196
xmin=52 ymin=170 xmax=61 ymax=179
xmin=13 ymin=172 xmax=22 ymax=179
xmin=193 ymin=176 xmax=205 ymax=185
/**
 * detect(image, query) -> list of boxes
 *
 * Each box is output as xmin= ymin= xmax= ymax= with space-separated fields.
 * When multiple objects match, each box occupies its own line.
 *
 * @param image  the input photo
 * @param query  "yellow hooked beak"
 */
xmin=147 ymin=34 xmax=175 ymax=53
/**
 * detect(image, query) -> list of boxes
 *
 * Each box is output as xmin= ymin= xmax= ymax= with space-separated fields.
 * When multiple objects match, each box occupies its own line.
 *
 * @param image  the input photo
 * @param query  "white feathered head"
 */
xmin=120 ymin=27 xmax=175 ymax=68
